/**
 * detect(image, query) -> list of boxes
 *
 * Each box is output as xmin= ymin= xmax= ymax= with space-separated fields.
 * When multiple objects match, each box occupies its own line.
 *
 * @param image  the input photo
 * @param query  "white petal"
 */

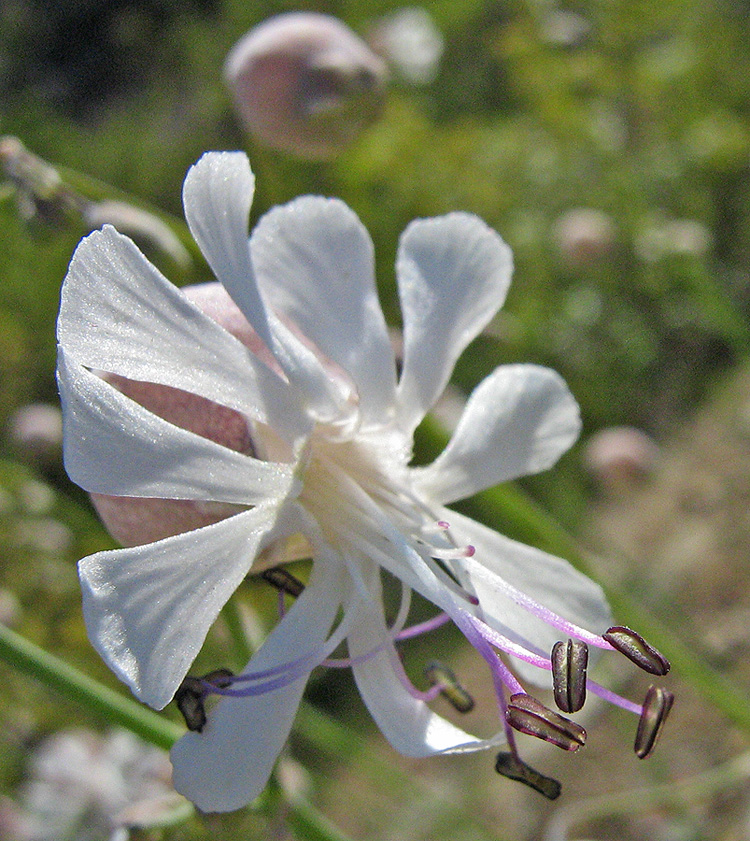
xmin=413 ymin=364 xmax=581 ymax=503
xmin=348 ymin=578 xmax=502 ymax=757
xmin=183 ymin=153 xmax=357 ymax=424
xmin=182 ymin=152 xmax=274 ymax=351
xmin=57 ymin=225 xmax=300 ymax=435
xmin=396 ymin=213 xmax=513 ymax=433
xmin=57 ymin=349 xmax=297 ymax=505
xmin=445 ymin=509 xmax=612 ymax=685
xmin=251 ymin=197 xmax=397 ymax=423
xmin=79 ymin=503 xmax=291 ymax=710
xmin=171 ymin=555 xmax=343 ymax=813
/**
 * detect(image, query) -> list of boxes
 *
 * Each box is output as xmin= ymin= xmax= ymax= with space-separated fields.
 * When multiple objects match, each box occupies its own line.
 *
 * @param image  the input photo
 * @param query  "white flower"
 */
xmin=57 ymin=152 xmax=670 ymax=813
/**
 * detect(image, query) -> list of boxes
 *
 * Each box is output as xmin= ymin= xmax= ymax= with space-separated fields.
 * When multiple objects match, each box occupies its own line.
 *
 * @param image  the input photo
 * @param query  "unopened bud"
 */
xmin=634 ymin=684 xmax=674 ymax=759
xmin=554 ymin=207 xmax=616 ymax=267
xmin=224 ymin=13 xmax=388 ymax=159
xmin=506 ymin=693 xmax=586 ymax=751
xmin=603 ymin=626 xmax=670 ymax=676
xmin=261 ymin=567 xmax=305 ymax=598
xmin=551 ymin=639 xmax=588 ymax=713
xmin=424 ymin=661 xmax=474 ymax=713
xmin=495 ymin=751 xmax=562 ymax=800
xmin=0 ymin=135 xmax=82 ymax=224
xmin=82 ymin=200 xmax=190 ymax=267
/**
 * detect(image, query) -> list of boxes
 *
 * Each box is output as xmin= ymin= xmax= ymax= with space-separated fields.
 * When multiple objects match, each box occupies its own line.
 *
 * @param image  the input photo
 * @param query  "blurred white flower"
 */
xmin=370 ymin=7 xmax=445 ymax=85
xmin=224 ymin=13 xmax=388 ymax=159
xmin=58 ymin=151 xmax=672 ymax=812
xmin=6 ymin=728 xmax=179 ymax=841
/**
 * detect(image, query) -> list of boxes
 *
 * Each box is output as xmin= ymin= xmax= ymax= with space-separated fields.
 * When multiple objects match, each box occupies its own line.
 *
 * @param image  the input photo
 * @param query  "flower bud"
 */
xmin=90 ymin=283 xmax=259 ymax=547
xmin=9 ymin=403 xmax=63 ymax=463
xmin=583 ymin=425 xmax=659 ymax=493
xmin=554 ymin=208 xmax=616 ymax=267
xmin=224 ymin=13 xmax=388 ymax=159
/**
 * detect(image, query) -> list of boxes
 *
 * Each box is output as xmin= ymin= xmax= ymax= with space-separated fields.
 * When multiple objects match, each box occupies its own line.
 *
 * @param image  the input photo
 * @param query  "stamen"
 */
xmin=175 ymin=668 xmax=234 ymax=732
xmin=506 ymin=693 xmax=586 ymax=751
xmin=395 ymin=611 xmax=452 ymax=641
xmin=430 ymin=544 xmax=475 ymax=561
xmin=462 ymin=556 xmax=616 ymax=651
xmin=603 ymin=626 xmax=671 ymax=676
xmin=424 ymin=661 xmax=475 ymax=713
xmin=495 ymin=751 xmax=562 ymax=800
xmin=261 ymin=567 xmax=305 ymax=598
xmin=634 ymin=684 xmax=674 ymax=759
xmin=551 ymin=639 xmax=589 ymax=713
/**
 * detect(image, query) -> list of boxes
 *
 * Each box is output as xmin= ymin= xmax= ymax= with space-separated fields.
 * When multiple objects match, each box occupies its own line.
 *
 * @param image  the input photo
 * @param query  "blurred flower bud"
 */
xmin=0 ymin=136 xmax=83 ymax=225
xmin=554 ymin=208 xmax=616 ymax=267
xmin=9 ymin=403 xmax=63 ymax=463
xmin=369 ymin=7 xmax=444 ymax=85
xmin=224 ymin=13 xmax=389 ymax=159
xmin=90 ymin=283 xmax=260 ymax=548
xmin=0 ymin=588 xmax=22 ymax=628
xmin=82 ymin=201 xmax=190 ymax=267
xmin=583 ymin=426 xmax=660 ymax=493
xmin=540 ymin=10 xmax=591 ymax=49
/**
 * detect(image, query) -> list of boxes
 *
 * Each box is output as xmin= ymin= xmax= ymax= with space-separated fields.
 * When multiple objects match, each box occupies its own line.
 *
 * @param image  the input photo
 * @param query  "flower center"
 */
xmin=179 ymin=423 xmax=675 ymax=800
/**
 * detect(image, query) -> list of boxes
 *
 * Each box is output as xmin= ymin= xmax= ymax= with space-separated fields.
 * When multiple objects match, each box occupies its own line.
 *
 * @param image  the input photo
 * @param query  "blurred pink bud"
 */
xmin=224 ymin=12 xmax=389 ymax=159
xmin=554 ymin=208 xmax=616 ymax=267
xmin=583 ymin=426 xmax=659 ymax=493
xmin=91 ymin=283 xmax=260 ymax=548
xmin=9 ymin=403 xmax=63 ymax=462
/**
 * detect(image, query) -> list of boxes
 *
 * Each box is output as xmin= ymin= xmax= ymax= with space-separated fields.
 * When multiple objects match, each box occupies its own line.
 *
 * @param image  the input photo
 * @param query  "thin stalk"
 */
xmin=0 ymin=623 xmax=182 ymax=750
xmin=0 ymin=623 xmax=359 ymax=841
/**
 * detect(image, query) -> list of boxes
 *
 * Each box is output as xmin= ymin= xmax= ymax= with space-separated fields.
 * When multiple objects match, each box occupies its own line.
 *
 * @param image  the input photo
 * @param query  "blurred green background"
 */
xmin=1 ymin=1 xmax=750 ymax=839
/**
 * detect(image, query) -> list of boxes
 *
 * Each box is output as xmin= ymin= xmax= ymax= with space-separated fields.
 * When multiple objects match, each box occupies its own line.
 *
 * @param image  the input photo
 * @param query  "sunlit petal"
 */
xmin=58 ymin=349 xmax=297 ymax=505
xmin=413 ymin=364 xmax=581 ymax=503
xmin=251 ymin=197 xmax=397 ymax=423
xmin=182 ymin=151 xmax=274 ymax=351
xmin=58 ymin=225 xmax=298 ymax=433
xmin=171 ymin=555 xmax=344 ymax=812
xmin=79 ymin=503 xmax=294 ymax=710
xmin=396 ymin=213 xmax=512 ymax=433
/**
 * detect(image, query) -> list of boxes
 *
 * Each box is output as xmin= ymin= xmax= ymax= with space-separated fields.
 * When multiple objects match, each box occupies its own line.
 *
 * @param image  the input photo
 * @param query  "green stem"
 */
xmin=0 ymin=623 xmax=359 ymax=841
xmin=0 ymin=623 xmax=182 ymax=750
xmin=287 ymin=795 xmax=357 ymax=841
